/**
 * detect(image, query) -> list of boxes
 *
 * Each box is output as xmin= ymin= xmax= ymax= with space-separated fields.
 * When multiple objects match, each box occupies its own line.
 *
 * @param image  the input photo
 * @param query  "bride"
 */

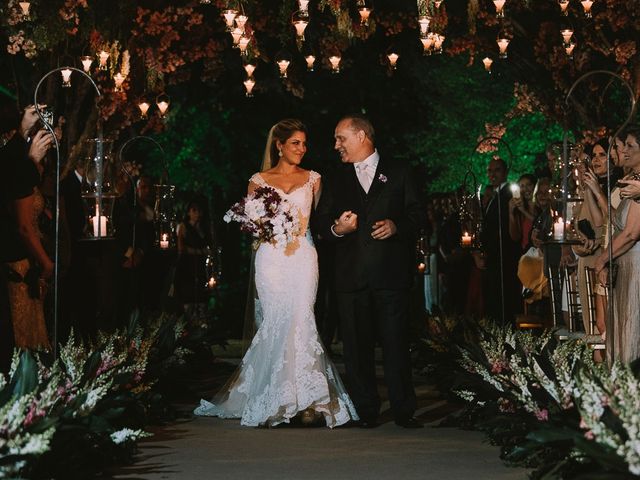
xmin=194 ymin=119 xmax=358 ymax=428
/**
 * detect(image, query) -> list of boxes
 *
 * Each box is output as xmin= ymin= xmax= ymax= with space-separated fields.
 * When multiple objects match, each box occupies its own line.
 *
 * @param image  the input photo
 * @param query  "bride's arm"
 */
xmin=248 ymin=181 xmax=259 ymax=195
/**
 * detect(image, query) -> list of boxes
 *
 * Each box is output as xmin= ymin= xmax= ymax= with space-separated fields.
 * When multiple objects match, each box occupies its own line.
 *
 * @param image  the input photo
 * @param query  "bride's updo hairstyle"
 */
xmin=261 ymin=118 xmax=307 ymax=171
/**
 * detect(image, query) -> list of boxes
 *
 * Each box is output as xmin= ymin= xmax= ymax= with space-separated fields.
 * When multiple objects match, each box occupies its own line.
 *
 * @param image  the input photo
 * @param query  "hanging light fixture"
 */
xmin=113 ymin=72 xmax=125 ymax=92
xmin=18 ymin=1 xmax=30 ymax=20
xmin=60 ymin=68 xmax=72 ymax=88
xmin=359 ymin=7 xmax=372 ymax=26
xmin=560 ymin=28 xmax=574 ymax=45
xmin=244 ymin=77 xmax=256 ymax=97
xmin=329 ymin=55 xmax=342 ymax=73
xmin=277 ymin=59 xmax=290 ymax=78
xmin=580 ymin=0 xmax=593 ymax=18
xmin=80 ymin=55 xmax=93 ymax=73
xmin=493 ymin=0 xmax=506 ymax=18
xmin=387 ymin=52 xmax=399 ymax=70
xmin=298 ymin=0 xmax=309 ymax=12
xmin=137 ymin=100 xmax=150 ymax=119
xmin=419 ymin=33 xmax=434 ymax=56
xmin=235 ymin=14 xmax=248 ymax=31
xmin=98 ymin=50 xmax=109 ymax=70
xmin=156 ymin=93 xmax=170 ymax=118
xmin=292 ymin=10 xmax=309 ymax=43
xmin=565 ymin=42 xmax=576 ymax=58
xmin=497 ymin=37 xmax=510 ymax=59
xmin=238 ymin=34 xmax=251 ymax=56
xmin=417 ymin=15 xmax=431 ymax=35
xmin=222 ymin=9 xmax=238 ymax=30
xmin=231 ymin=27 xmax=243 ymax=47
xmin=243 ymin=61 xmax=256 ymax=77
xmin=558 ymin=0 xmax=570 ymax=15
xmin=482 ymin=56 xmax=493 ymax=73
xmin=305 ymin=54 xmax=316 ymax=71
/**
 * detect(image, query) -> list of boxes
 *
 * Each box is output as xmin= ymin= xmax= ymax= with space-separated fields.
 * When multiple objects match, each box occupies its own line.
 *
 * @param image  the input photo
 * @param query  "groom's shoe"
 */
xmin=394 ymin=417 xmax=423 ymax=429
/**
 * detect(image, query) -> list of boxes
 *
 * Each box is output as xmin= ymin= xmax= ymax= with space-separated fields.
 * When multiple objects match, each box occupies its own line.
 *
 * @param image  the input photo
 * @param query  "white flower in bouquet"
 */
xmin=245 ymin=198 xmax=267 ymax=221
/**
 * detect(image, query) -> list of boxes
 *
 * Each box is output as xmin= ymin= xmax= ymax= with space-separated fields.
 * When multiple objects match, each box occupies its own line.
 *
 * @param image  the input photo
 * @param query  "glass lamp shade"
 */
xmin=243 ymin=62 xmax=256 ymax=77
xmin=497 ymin=38 xmax=510 ymax=58
xmin=277 ymin=59 xmax=290 ymax=78
xmin=329 ymin=55 xmax=341 ymax=73
xmin=292 ymin=11 xmax=309 ymax=40
xmin=235 ymin=14 xmax=248 ymax=30
xmin=418 ymin=15 xmax=430 ymax=35
xmin=482 ymin=56 xmax=493 ymax=73
xmin=154 ymin=184 xmax=177 ymax=249
xmin=231 ymin=28 xmax=243 ymax=45
xmin=19 ymin=1 xmax=30 ymax=18
xmin=387 ymin=52 xmax=399 ymax=69
xmin=238 ymin=35 xmax=251 ymax=55
xmin=113 ymin=72 xmax=125 ymax=92
xmin=80 ymin=56 xmax=93 ymax=73
xmin=61 ymin=68 xmax=72 ymax=88
xmin=493 ymin=0 xmax=506 ymax=17
xmin=560 ymin=28 xmax=574 ymax=45
xmin=138 ymin=101 xmax=150 ymax=119
xmin=305 ymin=55 xmax=316 ymax=71
xmin=420 ymin=33 xmax=434 ymax=55
xmin=580 ymin=0 xmax=593 ymax=18
xmin=79 ymin=138 xmax=120 ymax=240
xmin=359 ymin=7 xmax=372 ymax=26
xmin=558 ymin=0 xmax=569 ymax=15
xmin=244 ymin=77 xmax=256 ymax=97
xmin=98 ymin=50 xmax=109 ymax=70
xmin=222 ymin=9 xmax=238 ymax=30
xmin=433 ymin=34 xmax=445 ymax=54
xmin=298 ymin=0 xmax=309 ymax=11
xmin=156 ymin=93 xmax=170 ymax=118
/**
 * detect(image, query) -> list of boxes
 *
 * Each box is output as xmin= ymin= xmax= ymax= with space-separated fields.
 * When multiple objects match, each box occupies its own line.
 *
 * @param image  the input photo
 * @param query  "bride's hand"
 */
xmin=333 ymin=211 xmax=357 ymax=235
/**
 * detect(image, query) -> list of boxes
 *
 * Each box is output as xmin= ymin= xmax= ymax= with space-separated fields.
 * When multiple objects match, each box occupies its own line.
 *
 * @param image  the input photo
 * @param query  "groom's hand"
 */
xmin=371 ymin=219 xmax=397 ymax=240
xmin=333 ymin=211 xmax=358 ymax=235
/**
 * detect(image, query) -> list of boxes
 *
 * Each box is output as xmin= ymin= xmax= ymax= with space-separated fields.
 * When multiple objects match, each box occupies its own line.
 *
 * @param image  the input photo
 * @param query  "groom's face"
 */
xmin=334 ymin=120 xmax=365 ymax=163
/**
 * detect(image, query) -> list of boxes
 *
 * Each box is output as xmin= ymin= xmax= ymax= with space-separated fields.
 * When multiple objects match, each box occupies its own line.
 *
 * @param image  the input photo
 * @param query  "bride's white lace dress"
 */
xmin=194 ymin=170 xmax=358 ymax=428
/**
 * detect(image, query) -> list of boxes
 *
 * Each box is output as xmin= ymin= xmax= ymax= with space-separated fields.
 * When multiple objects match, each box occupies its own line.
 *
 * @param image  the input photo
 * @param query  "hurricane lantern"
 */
xmin=153 ymin=184 xmax=177 ymax=249
xmin=80 ymin=138 xmax=119 ymax=240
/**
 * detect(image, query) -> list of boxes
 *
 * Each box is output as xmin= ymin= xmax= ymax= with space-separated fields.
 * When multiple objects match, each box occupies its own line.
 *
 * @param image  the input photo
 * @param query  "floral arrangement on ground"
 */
xmin=422 ymin=316 xmax=640 ymax=479
xmin=0 ymin=311 xmax=202 ymax=479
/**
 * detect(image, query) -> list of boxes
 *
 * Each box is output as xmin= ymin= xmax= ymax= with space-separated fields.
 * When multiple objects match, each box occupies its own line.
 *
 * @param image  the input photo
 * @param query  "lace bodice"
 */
xmin=249 ymin=171 xmax=320 ymax=236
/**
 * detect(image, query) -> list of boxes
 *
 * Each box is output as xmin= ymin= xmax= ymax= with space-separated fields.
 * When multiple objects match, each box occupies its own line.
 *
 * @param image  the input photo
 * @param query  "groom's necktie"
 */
xmin=356 ymin=162 xmax=372 ymax=193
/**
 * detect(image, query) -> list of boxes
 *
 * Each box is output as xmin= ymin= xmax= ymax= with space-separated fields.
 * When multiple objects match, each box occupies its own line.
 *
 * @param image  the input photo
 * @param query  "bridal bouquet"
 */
xmin=223 ymin=186 xmax=300 ymax=249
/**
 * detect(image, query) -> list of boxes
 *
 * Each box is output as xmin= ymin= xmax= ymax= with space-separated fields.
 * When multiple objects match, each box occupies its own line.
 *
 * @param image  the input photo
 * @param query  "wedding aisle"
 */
xmin=106 ymin=345 xmax=526 ymax=480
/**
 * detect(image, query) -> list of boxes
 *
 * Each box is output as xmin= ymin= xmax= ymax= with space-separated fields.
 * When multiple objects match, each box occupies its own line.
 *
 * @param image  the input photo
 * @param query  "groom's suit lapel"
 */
xmin=365 ymin=157 xmax=386 ymax=209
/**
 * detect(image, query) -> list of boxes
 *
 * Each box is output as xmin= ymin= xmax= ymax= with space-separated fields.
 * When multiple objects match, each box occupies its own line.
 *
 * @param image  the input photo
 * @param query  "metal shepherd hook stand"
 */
xmin=471 ymin=136 xmax=515 ymax=327
xmin=33 ymin=67 xmax=101 ymax=358
xmin=564 ymin=70 xmax=637 ymax=360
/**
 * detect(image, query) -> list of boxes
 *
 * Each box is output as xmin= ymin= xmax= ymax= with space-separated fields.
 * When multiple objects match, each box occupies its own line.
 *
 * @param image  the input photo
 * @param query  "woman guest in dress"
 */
xmin=2 ymin=105 xmax=55 ymax=351
xmin=508 ymin=174 xmax=538 ymax=253
xmin=595 ymin=126 xmax=640 ymax=363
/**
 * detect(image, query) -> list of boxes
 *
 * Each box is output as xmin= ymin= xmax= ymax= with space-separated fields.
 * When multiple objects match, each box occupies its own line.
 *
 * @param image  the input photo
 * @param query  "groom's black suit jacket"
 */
xmin=313 ymin=156 xmax=424 ymax=292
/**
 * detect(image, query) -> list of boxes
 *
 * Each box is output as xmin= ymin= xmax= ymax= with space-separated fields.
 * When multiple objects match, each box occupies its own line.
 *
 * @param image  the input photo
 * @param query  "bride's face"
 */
xmin=278 ymin=131 xmax=307 ymax=165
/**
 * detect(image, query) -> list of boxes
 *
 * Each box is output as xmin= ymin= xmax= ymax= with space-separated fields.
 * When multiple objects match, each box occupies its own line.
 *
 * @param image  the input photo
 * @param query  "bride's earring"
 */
xmin=278 ymin=149 xmax=283 ymax=157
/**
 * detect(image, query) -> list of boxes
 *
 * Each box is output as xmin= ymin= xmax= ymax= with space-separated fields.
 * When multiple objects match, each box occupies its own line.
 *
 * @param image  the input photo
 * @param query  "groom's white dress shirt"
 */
xmin=354 ymin=149 xmax=380 ymax=194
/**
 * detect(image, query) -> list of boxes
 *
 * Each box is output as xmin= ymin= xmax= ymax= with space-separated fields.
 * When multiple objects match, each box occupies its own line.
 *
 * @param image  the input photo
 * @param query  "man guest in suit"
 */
xmin=481 ymin=157 xmax=521 ymax=325
xmin=314 ymin=114 xmax=424 ymax=428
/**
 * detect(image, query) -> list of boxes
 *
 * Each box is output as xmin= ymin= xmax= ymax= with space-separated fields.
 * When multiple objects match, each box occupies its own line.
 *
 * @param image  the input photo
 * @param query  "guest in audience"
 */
xmin=508 ymin=174 xmax=538 ymax=252
xmin=175 ymin=198 xmax=213 ymax=321
xmin=2 ymin=104 xmax=55 ymax=352
xmin=480 ymin=157 xmax=521 ymax=325
xmin=594 ymin=126 xmax=640 ymax=363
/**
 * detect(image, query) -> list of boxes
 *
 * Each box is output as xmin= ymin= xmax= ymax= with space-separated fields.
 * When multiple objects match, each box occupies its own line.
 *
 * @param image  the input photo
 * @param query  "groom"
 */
xmin=314 ymin=114 xmax=424 ymax=428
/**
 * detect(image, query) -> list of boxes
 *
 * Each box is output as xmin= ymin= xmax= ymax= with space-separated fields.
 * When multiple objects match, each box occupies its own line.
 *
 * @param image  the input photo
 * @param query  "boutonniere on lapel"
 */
xmin=378 ymin=173 xmax=387 ymax=183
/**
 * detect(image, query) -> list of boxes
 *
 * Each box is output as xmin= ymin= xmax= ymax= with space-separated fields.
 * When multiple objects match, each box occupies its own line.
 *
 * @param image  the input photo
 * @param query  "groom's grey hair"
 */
xmin=340 ymin=114 xmax=375 ymax=144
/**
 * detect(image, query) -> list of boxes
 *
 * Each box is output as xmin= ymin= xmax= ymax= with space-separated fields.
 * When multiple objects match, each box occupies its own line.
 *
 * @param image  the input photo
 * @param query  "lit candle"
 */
xmin=553 ymin=217 xmax=564 ymax=240
xmin=461 ymin=232 xmax=472 ymax=246
xmin=417 ymin=262 xmax=426 ymax=273
xmin=160 ymin=233 xmax=169 ymax=249
xmin=207 ymin=276 xmax=217 ymax=289
xmin=92 ymin=203 xmax=108 ymax=238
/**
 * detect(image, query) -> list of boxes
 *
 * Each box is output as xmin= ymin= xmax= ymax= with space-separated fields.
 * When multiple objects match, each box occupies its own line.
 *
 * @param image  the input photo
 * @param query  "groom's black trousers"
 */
xmin=336 ymin=288 xmax=416 ymax=421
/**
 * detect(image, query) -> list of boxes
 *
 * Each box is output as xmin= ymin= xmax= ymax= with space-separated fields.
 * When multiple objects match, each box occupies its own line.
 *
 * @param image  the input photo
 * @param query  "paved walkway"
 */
xmin=108 ymin=349 xmax=527 ymax=480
